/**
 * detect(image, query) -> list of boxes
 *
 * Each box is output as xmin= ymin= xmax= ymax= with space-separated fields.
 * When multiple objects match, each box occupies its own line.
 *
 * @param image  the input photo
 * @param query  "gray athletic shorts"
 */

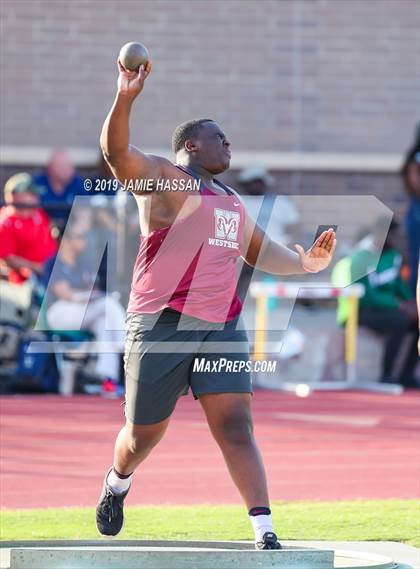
xmin=123 ymin=308 xmax=252 ymax=425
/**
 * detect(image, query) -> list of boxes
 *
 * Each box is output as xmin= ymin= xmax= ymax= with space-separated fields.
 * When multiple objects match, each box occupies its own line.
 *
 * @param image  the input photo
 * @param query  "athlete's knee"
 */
xmin=213 ymin=413 xmax=254 ymax=447
xmin=124 ymin=421 xmax=167 ymax=455
xmin=125 ymin=431 xmax=160 ymax=455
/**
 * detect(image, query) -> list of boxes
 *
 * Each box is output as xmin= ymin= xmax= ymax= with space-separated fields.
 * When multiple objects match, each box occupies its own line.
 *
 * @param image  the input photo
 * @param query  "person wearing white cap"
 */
xmin=236 ymin=166 xmax=300 ymax=305
xmin=237 ymin=166 xmax=299 ymax=246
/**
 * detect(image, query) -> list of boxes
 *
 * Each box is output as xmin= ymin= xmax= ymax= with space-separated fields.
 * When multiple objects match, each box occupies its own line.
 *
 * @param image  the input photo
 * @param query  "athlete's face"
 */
xmin=194 ymin=122 xmax=231 ymax=174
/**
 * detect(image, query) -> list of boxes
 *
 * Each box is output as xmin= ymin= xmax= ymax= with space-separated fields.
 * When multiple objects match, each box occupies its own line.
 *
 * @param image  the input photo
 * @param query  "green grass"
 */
xmin=1 ymin=500 xmax=419 ymax=548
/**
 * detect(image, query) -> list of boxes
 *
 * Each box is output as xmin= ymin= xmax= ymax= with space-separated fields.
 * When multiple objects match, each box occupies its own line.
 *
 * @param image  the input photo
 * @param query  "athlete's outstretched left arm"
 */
xmin=241 ymin=208 xmax=336 ymax=275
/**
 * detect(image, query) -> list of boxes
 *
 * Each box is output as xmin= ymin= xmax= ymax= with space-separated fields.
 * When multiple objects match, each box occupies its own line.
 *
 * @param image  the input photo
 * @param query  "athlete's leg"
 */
xmin=96 ymin=415 xmax=171 ymax=537
xmin=113 ymin=416 xmax=171 ymax=475
xmin=199 ymin=392 xmax=280 ymax=548
xmin=97 ymin=309 xmax=193 ymax=536
xmin=199 ymin=392 xmax=269 ymax=509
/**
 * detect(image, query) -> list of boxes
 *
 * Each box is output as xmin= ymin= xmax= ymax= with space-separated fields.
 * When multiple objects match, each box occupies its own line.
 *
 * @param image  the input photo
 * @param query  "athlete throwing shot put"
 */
xmin=96 ymin=56 xmax=337 ymax=550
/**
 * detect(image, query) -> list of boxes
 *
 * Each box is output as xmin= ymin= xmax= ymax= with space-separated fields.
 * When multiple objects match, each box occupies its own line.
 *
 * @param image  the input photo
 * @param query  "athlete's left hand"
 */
xmin=294 ymin=228 xmax=337 ymax=273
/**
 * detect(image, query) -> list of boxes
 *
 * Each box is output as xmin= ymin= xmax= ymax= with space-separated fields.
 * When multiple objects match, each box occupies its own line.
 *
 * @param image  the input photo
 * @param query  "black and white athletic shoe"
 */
xmin=96 ymin=468 xmax=130 ymax=537
xmin=255 ymin=531 xmax=282 ymax=550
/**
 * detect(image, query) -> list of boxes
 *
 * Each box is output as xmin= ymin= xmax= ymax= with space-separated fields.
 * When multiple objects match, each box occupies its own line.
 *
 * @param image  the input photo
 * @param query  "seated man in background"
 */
xmin=34 ymin=148 xmax=86 ymax=229
xmin=44 ymin=223 xmax=126 ymax=386
xmin=351 ymin=219 xmax=418 ymax=387
xmin=401 ymin=124 xmax=420 ymax=295
xmin=0 ymin=173 xmax=57 ymax=284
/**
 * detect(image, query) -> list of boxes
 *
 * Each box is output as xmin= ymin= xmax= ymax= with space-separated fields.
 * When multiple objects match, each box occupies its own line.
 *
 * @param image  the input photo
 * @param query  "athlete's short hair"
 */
xmin=171 ymin=118 xmax=214 ymax=154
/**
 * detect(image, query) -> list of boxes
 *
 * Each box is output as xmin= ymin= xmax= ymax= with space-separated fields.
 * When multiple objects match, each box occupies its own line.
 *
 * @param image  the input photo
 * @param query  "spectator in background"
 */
xmin=90 ymin=194 xmax=118 ymax=291
xmin=0 ymin=173 xmax=57 ymax=284
xmin=45 ymin=223 xmax=126 ymax=386
xmin=417 ymin=266 xmax=420 ymax=355
xmin=349 ymin=219 xmax=418 ymax=387
xmin=89 ymin=153 xmax=120 ymax=240
xmin=401 ymin=125 xmax=420 ymax=294
xmin=236 ymin=166 xmax=300 ymax=304
xmin=238 ymin=166 xmax=299 ymax=245
xmin=34 ymin=149 xmax=86 ymax=229
xmin=65 ymin=194 xmax=119 ymax=293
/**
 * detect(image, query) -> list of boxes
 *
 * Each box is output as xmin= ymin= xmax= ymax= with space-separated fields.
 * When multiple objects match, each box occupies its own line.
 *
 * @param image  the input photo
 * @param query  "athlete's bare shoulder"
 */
xmin=160 ymin=159 xmax=196 ymax=182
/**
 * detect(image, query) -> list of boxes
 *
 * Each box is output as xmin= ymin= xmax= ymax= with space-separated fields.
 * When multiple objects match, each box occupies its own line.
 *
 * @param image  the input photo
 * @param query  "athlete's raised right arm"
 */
xmin=100 ymin=60 xmax=167 ymax=185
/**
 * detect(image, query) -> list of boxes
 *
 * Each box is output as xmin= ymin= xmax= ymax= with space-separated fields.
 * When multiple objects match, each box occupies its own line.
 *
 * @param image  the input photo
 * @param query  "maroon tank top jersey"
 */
xmin=127 ymin=164 xmax=244 ymax=323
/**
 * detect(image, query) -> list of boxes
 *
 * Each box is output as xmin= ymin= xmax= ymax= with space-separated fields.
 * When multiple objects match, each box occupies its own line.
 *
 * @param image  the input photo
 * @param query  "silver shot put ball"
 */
xmin=119 ymin=42 xmax=149 ymax=71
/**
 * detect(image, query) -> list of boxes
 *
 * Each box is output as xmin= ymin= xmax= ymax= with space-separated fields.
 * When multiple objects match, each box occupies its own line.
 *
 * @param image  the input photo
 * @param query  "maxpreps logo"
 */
xmin=208 ymin=208 xmax=240 ymax=249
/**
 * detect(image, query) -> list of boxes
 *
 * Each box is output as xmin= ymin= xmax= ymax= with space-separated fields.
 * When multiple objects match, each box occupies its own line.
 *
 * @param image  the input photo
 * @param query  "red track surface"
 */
xmin=1 ymin=390 xmax=419 ymax=509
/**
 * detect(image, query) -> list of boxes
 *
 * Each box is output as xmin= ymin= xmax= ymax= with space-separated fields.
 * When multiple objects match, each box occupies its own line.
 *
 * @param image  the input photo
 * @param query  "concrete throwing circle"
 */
xmin=1 ymin=540 xmax=401 ymax=569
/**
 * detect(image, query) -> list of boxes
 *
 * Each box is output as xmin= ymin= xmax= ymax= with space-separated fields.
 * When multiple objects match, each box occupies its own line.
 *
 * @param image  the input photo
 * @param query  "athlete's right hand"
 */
xmin=117 ymin=59 xmax=152 ymax=100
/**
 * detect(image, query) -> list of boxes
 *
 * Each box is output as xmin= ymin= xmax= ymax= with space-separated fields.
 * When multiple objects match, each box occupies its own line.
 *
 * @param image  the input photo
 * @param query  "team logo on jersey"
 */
xmin=214 ymin=208 xmax=240 ymax=241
